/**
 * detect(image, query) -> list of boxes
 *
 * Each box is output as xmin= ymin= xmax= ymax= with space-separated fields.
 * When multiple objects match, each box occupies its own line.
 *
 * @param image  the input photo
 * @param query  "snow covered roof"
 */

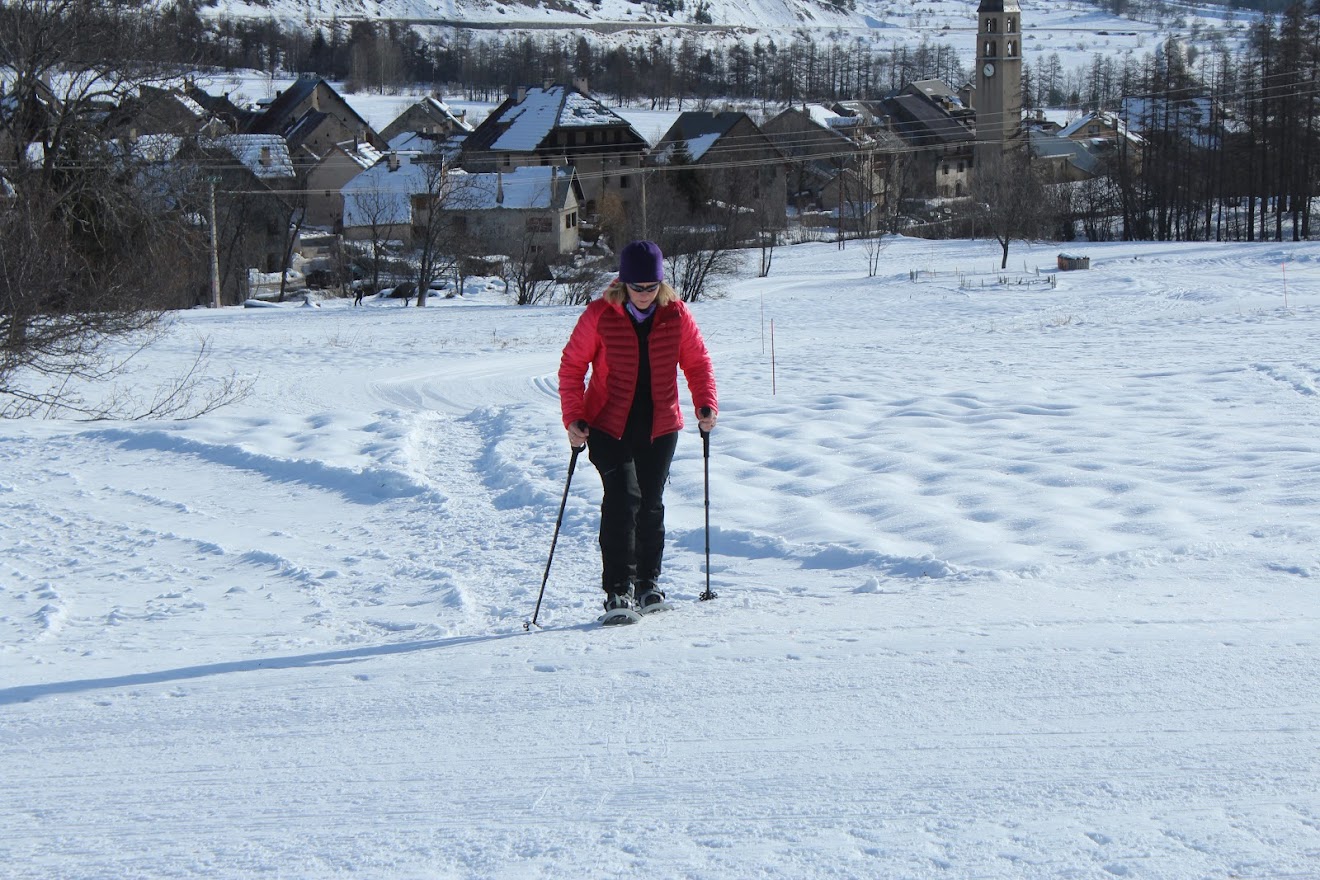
xmin=341 ymin=149 xmax=431 ymax=228
xmin=653 ymin=112 xmax=750 ymax=164
xmin=1029 ymin=128 xmax=1100 ymax=176
xmin=462 ymin=166 xmax=575 ymax=211
xmin=806 ymin=104 xmax=860 ymax=130
xmin=424 ymin=96 xmax=472 ymax=133
xmin=120 ymin=134 xmax=185 ymax=163
xmin=338 ymin=139 xmax=383 ymax=170
xmin=1058 ymin=111 xmax=1143 ymax=145
xmin=342 ymin=158 xmax=576 ymax=229
xmin=208 ymin=134 xmax=295 ymax=179
xmin=474 ymin=85 xmax=642 ymax=154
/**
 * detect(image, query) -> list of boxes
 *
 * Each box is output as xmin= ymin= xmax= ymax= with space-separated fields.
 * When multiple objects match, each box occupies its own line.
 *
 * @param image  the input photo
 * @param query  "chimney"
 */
xmin=259 ymin=145 xmax=272 ymax=166
xmin=572 ymin=76 xmax=590 ymax=95
xmin=495 ymin=170 xmax=504 ymax=205
xmin=388 ymin=151 xmax=400 ymax=172
xmin=515 ymin=85 xmax=527 ymax=103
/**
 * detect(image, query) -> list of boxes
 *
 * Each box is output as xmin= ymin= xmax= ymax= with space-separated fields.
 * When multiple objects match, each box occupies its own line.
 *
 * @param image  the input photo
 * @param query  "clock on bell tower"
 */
xmin=974 ymin=0 xmax=1024 ymax=169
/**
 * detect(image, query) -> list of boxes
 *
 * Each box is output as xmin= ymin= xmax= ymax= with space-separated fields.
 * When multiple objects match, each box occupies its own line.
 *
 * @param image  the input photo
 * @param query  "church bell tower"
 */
xmin=974 ymin=0 xmax=1024 ymax=170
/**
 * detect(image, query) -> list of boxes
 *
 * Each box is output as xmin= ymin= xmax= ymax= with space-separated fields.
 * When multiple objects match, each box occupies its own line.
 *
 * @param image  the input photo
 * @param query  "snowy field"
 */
xmin=3 ymin=235 xmax=1319 ymax=878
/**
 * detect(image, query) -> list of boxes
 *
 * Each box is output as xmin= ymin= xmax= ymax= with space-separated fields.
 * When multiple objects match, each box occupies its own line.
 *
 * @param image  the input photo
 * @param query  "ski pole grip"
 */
xmin=570 ymin=420 xmax=588 ymax=453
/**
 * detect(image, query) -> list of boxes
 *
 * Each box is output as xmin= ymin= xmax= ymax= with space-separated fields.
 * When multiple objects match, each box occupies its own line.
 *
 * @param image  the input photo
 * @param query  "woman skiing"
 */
xmin=558 ymin=240 xmax=718 ymax=620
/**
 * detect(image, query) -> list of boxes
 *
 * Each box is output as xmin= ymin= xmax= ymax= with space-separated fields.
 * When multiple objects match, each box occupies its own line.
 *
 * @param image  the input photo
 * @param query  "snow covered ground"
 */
xmin=3 ymin=235 xmax=1319 ymax=878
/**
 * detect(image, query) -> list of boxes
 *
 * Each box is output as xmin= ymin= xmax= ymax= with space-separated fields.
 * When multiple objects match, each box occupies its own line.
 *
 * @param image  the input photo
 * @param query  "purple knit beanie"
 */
xmin=618 ymin=240 xmax=664 ymax=284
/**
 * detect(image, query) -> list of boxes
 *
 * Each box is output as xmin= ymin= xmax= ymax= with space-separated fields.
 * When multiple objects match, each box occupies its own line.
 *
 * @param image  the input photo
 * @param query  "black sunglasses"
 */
xmin=627 ymin=282 xmax=660 ymax=293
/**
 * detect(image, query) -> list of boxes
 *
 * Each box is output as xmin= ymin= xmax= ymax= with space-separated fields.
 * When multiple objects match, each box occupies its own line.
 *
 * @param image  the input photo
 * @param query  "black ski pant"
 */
xmin=586 ymin=427 xmax=678 ymax=595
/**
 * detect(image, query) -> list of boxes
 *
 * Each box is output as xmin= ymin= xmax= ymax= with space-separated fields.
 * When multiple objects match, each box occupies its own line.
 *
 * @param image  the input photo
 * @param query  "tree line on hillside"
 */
xmin=153 ymin=2 xmax=967 ymax=106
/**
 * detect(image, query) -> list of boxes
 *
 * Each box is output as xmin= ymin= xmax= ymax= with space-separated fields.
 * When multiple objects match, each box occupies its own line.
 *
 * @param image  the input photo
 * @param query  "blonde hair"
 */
xmin=602 ymin=278 xmax=679 ymax=306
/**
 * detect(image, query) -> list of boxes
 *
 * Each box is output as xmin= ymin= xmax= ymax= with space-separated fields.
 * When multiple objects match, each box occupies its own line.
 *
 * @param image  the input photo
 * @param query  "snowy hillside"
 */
xmin=3 ymin=235 xmax=1318 ymax=877
xmin=200 ymin=0 xmax=911 ymax=28
xmin=193 ymin=0 xmax=1256 ymax=72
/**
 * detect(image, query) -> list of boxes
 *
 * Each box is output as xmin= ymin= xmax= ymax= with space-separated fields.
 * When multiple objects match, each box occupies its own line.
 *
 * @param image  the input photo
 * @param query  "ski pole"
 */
xmin=526 ymin=442 xmax=583 ymax=630
xmin=699 ymin=414 xmax=717 ymax=602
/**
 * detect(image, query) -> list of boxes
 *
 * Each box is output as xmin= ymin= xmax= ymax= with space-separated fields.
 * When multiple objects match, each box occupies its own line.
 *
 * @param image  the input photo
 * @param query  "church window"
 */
xmin=1008 ymin=40 xmax=1017 ymax=57
xmin=1008 ymin=18 xmax=1017 ymax=33
xmin=985 ymin=18 xmax=997 ymax=33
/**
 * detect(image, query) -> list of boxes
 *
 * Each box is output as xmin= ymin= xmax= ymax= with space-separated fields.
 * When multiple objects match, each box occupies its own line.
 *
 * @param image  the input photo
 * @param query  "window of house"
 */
xmin=526 ymin=216 xmax=552 ymax=234
xmin=619 ymin=175 xmax=630 ymax=188
xmin=1088 ymin=124 xmax=1100 ymax=135
xmin=565 ymin=212 xmax=577 ymax=230
xmin=942 ymin=165 xmax=950 ymax=175
xmin=957 ymin=161 xmax=964 ymax=173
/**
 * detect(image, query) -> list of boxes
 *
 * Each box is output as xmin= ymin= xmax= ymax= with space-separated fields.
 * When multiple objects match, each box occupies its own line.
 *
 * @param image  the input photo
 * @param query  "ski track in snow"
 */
xmin=2 ymin=237 xmax=1319 ymax=878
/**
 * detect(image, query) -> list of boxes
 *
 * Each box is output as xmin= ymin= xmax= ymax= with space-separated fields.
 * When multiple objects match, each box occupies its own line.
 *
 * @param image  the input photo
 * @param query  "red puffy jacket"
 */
xmin=559 ymin=295 xmax=717 ymax=441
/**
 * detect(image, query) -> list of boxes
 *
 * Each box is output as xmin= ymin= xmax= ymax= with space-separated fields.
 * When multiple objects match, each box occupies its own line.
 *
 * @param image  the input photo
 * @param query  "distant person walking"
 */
xmin=558 ymin=240 xmax=718 ymax=617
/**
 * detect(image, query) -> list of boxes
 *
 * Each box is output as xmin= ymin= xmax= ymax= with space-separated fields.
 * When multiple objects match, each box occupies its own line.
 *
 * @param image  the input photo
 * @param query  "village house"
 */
xmin=304 ymin=139 xmax=383 ymax=228
xmin=180 ymin=133 xmax=299 ymax=303
xmin=244 ymin=75 xmax=386 ymax=162
xmin=435 ymin=165 xmax=582 ymax=258
xmin=380 ymin=96 xmax=473 ymax=143
xmin=883 ymin=80 xmax=977 ymax=198
xmin=1029 ymin=111 xmax=1145 ymax=182
xmin=106 ymin=84 xmax=222 ymax=139
xmin=459 ymin=82 xmax=648 ymax=216
xmin=650 ymin=110 xmax=787 ymax=234
xmin=341 ymin=134 xmax=581 ymax=256
xmin=340 ymin=134 xmax=433 ymax=246
xmin=827 ymin=82 xmax=976 ymax=201
xmin=762 ymin=103 xmax=905 ymax=232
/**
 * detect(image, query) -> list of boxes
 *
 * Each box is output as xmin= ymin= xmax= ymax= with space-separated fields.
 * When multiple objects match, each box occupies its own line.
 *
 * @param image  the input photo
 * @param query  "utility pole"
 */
xmin=207 ymin=177 xmax=222 ymax=308
xmin=641 ymin=168 xmax=649 ymax=240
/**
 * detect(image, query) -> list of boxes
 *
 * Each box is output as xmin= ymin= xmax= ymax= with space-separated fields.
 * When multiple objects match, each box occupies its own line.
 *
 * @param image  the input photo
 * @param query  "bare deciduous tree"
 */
xmin=975 ymin=148 xmax=1054 ymax=269
xmin=1 ymin=0 xmax=244 ymax=418
xmin=411 ymin=158 xmax=473 ymax=307
xmin=504 ymin=235 xmax=556 ymax=306
xmin=554 ymin=255 xmax=612 ymax=306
